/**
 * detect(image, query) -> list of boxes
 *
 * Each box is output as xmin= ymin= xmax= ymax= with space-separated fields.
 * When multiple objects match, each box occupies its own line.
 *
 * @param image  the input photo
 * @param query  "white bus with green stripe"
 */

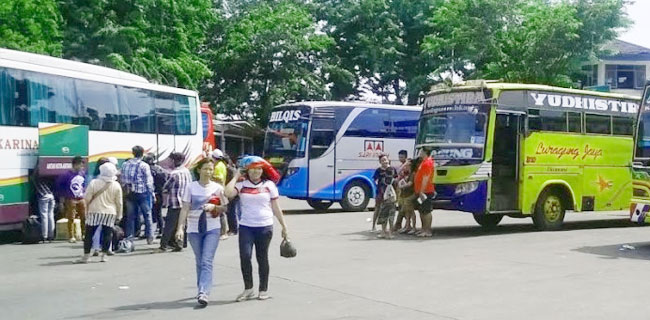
xmin=0 ymin=49 xmax=207 ymax=231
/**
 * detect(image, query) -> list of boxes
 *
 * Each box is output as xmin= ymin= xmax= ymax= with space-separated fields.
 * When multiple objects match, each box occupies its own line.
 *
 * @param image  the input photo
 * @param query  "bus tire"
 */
xmin=340 ymin=181 xmax=370 ymax=212
xmin=473 ymin=214 xmax=503 ymax=229
xmin=532 ymin=188 xmax=566 ymax=231
xmin=307 ymin=199 xmax=333 ymax=211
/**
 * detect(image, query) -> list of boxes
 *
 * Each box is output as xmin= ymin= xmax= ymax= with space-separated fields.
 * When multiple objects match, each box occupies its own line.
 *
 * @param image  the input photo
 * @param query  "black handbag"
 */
xmin=280 ymin=238 xmax=297 ymax=258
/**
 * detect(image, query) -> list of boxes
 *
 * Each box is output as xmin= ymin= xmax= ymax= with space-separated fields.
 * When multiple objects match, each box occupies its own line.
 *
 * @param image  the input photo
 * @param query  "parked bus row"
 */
xmin=264 ymin=81 xmax=644 ymax=231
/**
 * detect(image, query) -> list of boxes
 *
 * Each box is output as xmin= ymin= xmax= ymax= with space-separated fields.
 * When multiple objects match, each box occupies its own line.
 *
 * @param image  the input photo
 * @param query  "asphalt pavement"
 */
xmin=1 ymin=197 xmax=650 ymax=320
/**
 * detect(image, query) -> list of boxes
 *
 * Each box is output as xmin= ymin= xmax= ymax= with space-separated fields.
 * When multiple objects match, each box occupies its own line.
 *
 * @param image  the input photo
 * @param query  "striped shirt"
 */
xmin=120 ymin=158 xmax=154 ymax=194
xmin=35 ymin=181 xmax=54 ymax=199
xmin=163 ymin=166 xmax=193 ymax=209
xmin=86 ymin=212 xmax=117 ymax=227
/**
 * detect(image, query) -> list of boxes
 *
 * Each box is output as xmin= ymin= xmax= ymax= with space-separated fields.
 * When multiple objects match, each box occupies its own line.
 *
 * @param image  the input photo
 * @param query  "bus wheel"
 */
xmin=532 ymin=189 xmax=566 ymax=231
xmin=340 ymin=181 xmax=369 ymax=212
xmin=307 ymin=199 xmax=333 ymax=211
xmin=473 ymin=214 xmax=503 ymax=229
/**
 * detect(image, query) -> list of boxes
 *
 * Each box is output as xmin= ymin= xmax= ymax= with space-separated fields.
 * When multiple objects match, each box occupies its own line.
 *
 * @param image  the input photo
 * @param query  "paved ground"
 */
xmin=2 ymin=198 xmax=650 ymax=320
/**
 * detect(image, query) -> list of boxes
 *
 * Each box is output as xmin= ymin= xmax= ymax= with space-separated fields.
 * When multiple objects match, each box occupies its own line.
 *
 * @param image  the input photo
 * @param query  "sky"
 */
xmin=619 ymin=0 xmax=650 ymax=48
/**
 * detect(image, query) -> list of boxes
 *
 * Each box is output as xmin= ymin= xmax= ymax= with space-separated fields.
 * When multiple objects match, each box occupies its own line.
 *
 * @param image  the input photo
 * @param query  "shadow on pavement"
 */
xmin=573 ymin=242 xmax=650 ymax=260
xmin=69 ymin=297 xmax=237 ymax=318
xmin=283 ymin=208 xmax=375 ymax=215
xmin=344 ymin=218 xmax=638 ymax=241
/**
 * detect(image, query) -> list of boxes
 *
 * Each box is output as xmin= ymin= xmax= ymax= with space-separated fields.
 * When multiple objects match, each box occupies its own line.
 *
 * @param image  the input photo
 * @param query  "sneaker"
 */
xmin=147 ymin=237 xmax=154 ymax=245
xmin=106 ymin=250 xmax=114 ymax=256
xmin=69 ymin=237 xmax=77 ymax=243
xmin=235 ymin=289 xmax=255 ymax=302
xmin=258 ymin=291 xmax=270 ymax=300
xmin=73 ymin=255 xmax=89 ymax=264
xmin=92 ymin=250 xmax=99 ymax=257
xmin=219 ymin=234 xmax=229 ymax=240
xmin=100 ymin=253 xmax=108 ymax=262
xmin=197 ymin=293 xmax=208 ymax=306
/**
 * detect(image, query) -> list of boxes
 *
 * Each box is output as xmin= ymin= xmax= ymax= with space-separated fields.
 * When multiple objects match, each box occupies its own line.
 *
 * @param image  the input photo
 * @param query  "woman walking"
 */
xmin=225 ymin=158 xmax=289 ymax=302
xmin=175 ymin=158 xmax=227 ymax=306
xmin=75 ymin=162 xmax=122 ymax=263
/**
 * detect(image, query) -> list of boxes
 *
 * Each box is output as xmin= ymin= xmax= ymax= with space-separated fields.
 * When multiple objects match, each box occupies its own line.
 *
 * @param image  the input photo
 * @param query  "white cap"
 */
xmin=211 ymin=149 xmax=224 ymax=160
xmin=107 ymin=157 xmax=118 ymax=165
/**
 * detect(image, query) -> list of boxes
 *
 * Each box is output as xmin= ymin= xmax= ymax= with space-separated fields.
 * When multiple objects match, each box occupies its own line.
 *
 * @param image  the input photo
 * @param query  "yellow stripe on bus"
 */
xmin=0 ymin=176 xmax=28 ymax=187
xmin=39 ymin=124 xmax=78 ymax=136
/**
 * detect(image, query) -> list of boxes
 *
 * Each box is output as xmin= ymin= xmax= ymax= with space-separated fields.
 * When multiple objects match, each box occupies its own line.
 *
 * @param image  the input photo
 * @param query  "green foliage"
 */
xmin=60 ymin=0 xmax=217 ymax=89
xmin=318 ymin=0 xmax=439 ymax=104
xmin=0 ymin=0 xmax=62 ymax=56
xmin=204 ymin=0 xmax=334 ymax=125
xmin=424 ymin=0 xmax=628 ymax=87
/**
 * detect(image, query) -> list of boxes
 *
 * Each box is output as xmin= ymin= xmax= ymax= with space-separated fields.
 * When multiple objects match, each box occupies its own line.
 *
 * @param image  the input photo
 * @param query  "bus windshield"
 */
xmin=636 ymin=86 xmax=650 ymax=158
xmin=417 ymin=107 xmax=488 ymax=162
xmin=264 ymin=119 xmax=309 ymax=159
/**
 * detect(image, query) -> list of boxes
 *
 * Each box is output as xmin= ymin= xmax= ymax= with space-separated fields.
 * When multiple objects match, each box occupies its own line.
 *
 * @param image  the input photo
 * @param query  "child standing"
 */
xmin=377 ymin=175 xmax=397 ymax=239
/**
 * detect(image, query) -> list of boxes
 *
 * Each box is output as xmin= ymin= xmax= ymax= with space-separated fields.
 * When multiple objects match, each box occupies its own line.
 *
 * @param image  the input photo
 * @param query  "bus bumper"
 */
xmin=277 ymin=167 xmax=308 ymax=199
xmin=430 ymin=181 xmax=488 ymax=214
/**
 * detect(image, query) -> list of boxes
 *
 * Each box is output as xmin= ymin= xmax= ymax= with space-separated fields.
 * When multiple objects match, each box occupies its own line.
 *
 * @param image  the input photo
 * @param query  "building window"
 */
xmin=605 ymin=64 xmax=646 ymax=89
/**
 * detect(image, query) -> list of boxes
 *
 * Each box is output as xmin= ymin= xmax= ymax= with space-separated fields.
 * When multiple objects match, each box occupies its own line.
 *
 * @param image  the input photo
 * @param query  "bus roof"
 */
xmin=429 ymin=80 xmax=640 ymax=100
xmin=276 ymin=100 xmax=422 ymax=111
xmin=0 ymin=48 xmax=197 ymax=97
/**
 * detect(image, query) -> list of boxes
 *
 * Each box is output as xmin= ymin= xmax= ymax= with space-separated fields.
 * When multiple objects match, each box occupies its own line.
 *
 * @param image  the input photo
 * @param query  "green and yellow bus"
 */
xmin=416 ymin=81 xmax=640 ymax=230
xmin=631 ymin=81 xmax=650 ymax=222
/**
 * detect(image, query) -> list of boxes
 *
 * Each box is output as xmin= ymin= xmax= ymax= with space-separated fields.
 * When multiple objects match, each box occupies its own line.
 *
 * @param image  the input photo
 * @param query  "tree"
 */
xmin=0 ymin=0 xmax=62 ymax=56
xmin=204 ymin=0 xmax=334 ymax=125
xmin=423 ymin=0 xmax=629 ymax=87
xmin=59 ymin=0 xmax=217 ymax=89
xmin=317 ymin=0 xmax=440 ymax=104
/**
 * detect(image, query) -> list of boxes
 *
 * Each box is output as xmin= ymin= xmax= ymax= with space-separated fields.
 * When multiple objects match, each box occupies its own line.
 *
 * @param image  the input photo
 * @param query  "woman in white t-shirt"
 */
xmin=176 ymin=159 xmax=227 ymax=307
xmin=225 ymin=162 xmax=289 ymax=302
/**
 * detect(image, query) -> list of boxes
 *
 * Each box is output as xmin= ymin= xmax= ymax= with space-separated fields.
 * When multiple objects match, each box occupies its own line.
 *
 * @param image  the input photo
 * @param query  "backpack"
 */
xmin=383 ymin=184 xmax=397 ymax=204
xmin=116 ymin=238 xmax=134 ymax=253
xmin=22 ymin=215 xmax=42 ymax=244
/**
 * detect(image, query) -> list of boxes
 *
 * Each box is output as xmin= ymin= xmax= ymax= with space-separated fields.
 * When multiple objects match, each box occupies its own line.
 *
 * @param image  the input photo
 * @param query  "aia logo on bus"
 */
xmin=359 ymin=140 xmax=386 ymax=158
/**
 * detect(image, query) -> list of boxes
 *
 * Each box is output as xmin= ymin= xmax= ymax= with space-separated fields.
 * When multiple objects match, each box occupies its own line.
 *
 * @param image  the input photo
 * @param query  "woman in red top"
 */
xmin=414 ymin=148 xmax=435 ymax=237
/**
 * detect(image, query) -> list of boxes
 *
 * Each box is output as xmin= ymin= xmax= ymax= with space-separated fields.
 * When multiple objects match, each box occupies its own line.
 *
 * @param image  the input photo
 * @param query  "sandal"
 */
xmin=376 ymin=233 xmax=385 ymax=239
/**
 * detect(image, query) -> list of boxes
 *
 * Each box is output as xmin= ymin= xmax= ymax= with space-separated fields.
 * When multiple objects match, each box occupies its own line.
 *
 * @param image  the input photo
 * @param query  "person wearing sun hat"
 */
xmin=225 ymin=156 xmax=287 ymax=302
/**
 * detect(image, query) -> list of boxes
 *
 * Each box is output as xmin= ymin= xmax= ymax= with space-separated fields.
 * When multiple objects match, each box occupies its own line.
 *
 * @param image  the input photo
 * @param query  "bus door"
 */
xmin=308 ymin=109 xmax=337 ymax=200
xmin=490 ymin=112 xmax=522 ymax=211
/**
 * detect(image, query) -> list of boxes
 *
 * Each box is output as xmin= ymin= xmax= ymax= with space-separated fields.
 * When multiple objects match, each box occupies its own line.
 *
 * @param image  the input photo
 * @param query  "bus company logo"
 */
xmin=530 ymin=92 xmax=639 ymax=114
xmin=596 ymin=176 xmax=613 ymax=192
xmin=46 ymin=163 xmax=73 ymax=170
xmin=269 ymin=110 xmax=302 ymax=123
xmin=61 ymin=147 xmax=70 ymax=154
xmin=535 ymin=142 xmax=603 ymax=160
xmin=0 ymin=138 xmax=39 ymax=150
xmin=359 ymin=140 xmax=386 ymax=158
xmin=0 ymin=194 xmax=4 ymax=202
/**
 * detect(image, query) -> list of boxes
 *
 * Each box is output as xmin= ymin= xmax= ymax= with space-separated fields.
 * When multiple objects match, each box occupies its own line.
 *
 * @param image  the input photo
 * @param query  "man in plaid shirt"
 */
xmin=121 ymin=145 xmax=156 ymax=243
xmin=155 ymin=152 xmax=193 ymax=252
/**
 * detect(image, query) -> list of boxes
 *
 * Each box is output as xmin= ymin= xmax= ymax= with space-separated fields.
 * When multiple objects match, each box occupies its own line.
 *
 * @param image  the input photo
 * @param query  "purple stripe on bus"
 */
xmin=0 ymin=203 xmax=29 ymax=225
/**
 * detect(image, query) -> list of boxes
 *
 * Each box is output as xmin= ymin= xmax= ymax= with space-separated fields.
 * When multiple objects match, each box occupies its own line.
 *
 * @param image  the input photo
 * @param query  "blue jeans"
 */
xmin=239 ymin=225 xmax=273 ymax=291
xmin=126 ymin=192 xmax=153 ymax=239
xmin=38 ymin=197 xmax=55 ymax=239
xmin=188 ymin=228 xmax=221 ymax=296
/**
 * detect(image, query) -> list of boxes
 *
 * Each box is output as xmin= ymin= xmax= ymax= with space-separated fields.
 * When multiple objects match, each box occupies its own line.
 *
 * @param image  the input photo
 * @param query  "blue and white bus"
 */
xmin=263 ymin=101 xmax=422 ymax=211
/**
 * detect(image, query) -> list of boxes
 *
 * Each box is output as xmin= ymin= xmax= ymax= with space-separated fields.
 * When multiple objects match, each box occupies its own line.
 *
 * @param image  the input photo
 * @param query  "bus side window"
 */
xmin=344 ymin=109 xmax=390 ymax=138
xmin=585 ymin=114 xmax=611 ymax=135
xmin=528 ymin=109 xmax=541 ymax=131
xmin=613 ymin=116 xmax=634 ymax=136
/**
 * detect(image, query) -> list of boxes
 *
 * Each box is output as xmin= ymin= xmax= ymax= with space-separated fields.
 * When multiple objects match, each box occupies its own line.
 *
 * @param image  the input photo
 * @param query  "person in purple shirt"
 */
xmin=56 ymin=156 xmax=87 ymax=243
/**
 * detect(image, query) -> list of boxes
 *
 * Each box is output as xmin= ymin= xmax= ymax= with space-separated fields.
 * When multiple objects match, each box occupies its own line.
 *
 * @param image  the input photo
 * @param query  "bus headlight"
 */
xmin=454 ymin=181 xmax=479 ymax=196
xmin=286 ymin=167 xmax=300 ymax=177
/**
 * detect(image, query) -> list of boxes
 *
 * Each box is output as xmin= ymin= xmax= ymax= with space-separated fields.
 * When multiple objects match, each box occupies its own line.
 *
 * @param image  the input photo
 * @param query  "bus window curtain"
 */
xmin=26 ymin=72 xmax=78 ymax=126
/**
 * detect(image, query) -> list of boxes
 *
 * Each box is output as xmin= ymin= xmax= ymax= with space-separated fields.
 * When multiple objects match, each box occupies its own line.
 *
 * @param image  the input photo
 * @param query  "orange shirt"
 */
xmin=414 ymin=156 xmax=435 ymax=194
